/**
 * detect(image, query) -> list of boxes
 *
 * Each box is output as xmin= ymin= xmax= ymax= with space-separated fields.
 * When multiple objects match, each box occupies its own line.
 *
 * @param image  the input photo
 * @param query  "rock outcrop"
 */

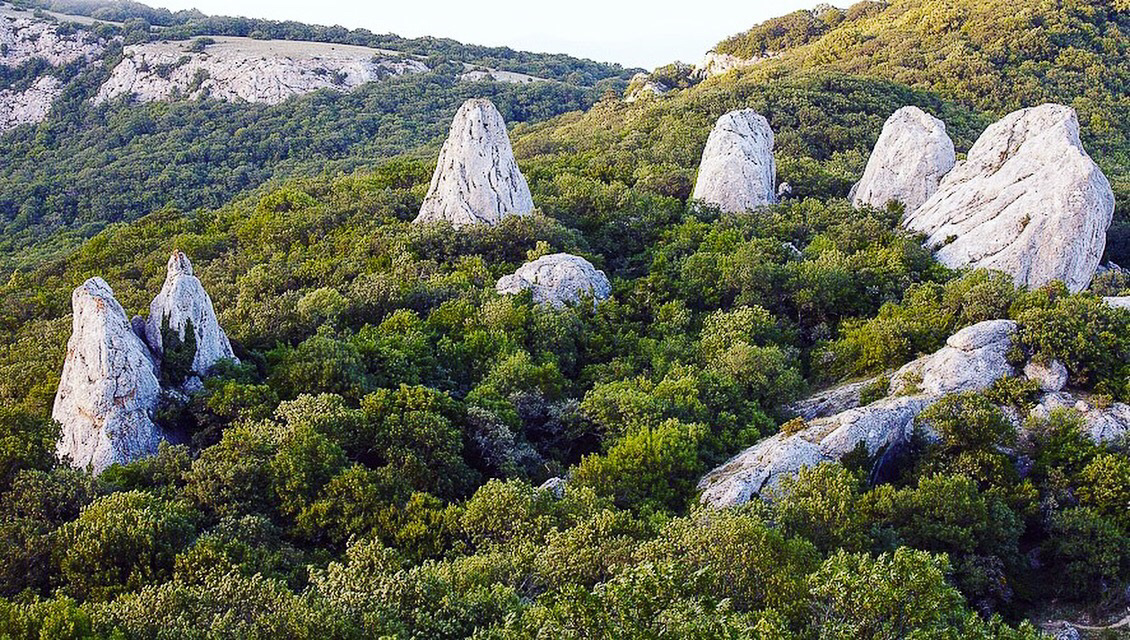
xmin=414 ymin=98 xmax=534 ymax=227
xmin=1103 ymin=296 xmax=1130 ymax=311
xmin=145 ymin=251 xmax=237 ymax=380
xmin=0 ymin=75 xmax=62 ymax=132
xmin=0 ymin=11 xmax=105 ymax=68
xmin=699 ymin=320 xmax=1018 ymax=506
xmin=693 ymin=51 xmax=767 ymax=79
xmin=53 ymin=278 xmax=163 ymax=474
xmin=851 ymin=106 xmax=955 ymax=213
xmin=623 ymin=72 xmax=670 ymax=102
xmin=1029 ymin=392 xmax=1130 ymax=444
xmin=904 ymin=104 xmax=1114 ymax=292
xmin=692 ymin=109 xmax=777 ymax=213
xmin=95 ymin=38 xmax=427 ymax=105
xmin=496 ymin=253 xmax=611 ymax=308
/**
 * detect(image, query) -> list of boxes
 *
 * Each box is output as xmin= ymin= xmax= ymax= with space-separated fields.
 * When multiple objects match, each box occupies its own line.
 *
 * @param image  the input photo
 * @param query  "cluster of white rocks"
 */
xmin=53 ymin=251 xmax=236 ymax=473
xmin=95 ymin=38 xmax=428 ymax=105
xmin=856 ymin=103 xmax=1114 ymax=293
xmin=698 ymin=317 xmax=1130 ymax=507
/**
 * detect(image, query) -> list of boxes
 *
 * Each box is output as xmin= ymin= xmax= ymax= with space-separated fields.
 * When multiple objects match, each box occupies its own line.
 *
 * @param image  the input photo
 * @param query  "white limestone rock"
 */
xmin=623 ymin=72 xmax=670 ymax=102
xmin=700 ymin=320 xmax=1018 ymax=507
xmin=1028 ymin=392 xmax=1130 ymax=444
xmin=0 ymin=75 xmax=61 ymax=132
xmin=904 ymin=104 xmax=1114 ymax=292
xmin=0 ymin=12 xmax=105 ymax=68
xmin=1023 ymin=359 xmax=1068 ymax=392
xmin=496 ymin=253 xmax=611 ymax=308
xmin=852 ymin=106 xmax=955 ymax=213
xmin=1103 ymin=296 xmax=1130 ymax=311
xmin=890 ymin=320 xmax=1017 ymax=396
xmin=692 ymin=109 xmax=777 ymax=213
xmin=699 ymin=395 xmax=930 ymax=506
xmin=53 ymin=278 xmax=163 ymax=474
xmin=145 ymin=251 xmax=237 ymax=378
xmin=95 ymin=37 xmax=427 ymax=105
xmin=693 ymin=51 xmax=767 ymax=79
xmin=414 ymin=98 xmax=534 ymax=227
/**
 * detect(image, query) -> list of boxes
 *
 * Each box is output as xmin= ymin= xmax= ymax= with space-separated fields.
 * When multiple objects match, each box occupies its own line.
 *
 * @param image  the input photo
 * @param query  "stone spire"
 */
xmin=852 ymin=106 xmax=955 ymax=213
xmin=692 ymin=109 xmax=777 ymax=213
xmin=414 ymin=98 xmax=534 ymax=227
xmin=53 ymin=277 xmax=163 ymax=473
xmin=145 ymin=251 xmax=237 ymax=379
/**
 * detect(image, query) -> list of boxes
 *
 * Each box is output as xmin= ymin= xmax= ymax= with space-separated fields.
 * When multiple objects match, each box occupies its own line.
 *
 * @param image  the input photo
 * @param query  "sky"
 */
xmin=139 ymin=0 xmax=824 ymax=69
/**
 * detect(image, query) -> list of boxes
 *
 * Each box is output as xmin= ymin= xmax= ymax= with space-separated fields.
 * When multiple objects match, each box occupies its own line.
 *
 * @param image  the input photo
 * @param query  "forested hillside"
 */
xmin=0 ymin=1 xmax=632 ymax=270
xmin=0 ymin=0 xmax=1128 ymax=637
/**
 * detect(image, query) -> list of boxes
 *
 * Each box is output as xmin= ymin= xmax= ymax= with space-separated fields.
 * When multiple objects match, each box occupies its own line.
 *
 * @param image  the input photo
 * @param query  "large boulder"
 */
xmin=691 ymin=109 xmax=777 ymax=213
xmin=851 ymin=106 xmax=955 ymax=213
xmin=414 ymin=98 xmax=534 ymax=227
xmin=496 ymin=253 xmax=611 ymax=308
xmin=699 ymin=320 xmax=1018 ymax=507
xmin=904 ymin=104 xmax=1114 ymax=292
xmin=145 ymin=251 xmax=237 ymax=380
xmin=53 ymin=278 xmax=163 ymax=474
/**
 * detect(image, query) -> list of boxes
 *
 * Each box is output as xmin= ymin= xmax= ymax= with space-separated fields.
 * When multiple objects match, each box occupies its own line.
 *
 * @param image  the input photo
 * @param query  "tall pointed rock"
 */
xmin=852 ymin=106 xmax=955 ymax=213
xmin=904 ymin=104 xmax=1114 ymax=292
xmin=53 ymin=277 xmax=163 ymax=473
xmin=692 ymin=109 xmax=777 ymax=213
xmin=414 ymin=98 xmax=534 ymax=227
xmin=145 ymin=251 xmax=237 ymax=378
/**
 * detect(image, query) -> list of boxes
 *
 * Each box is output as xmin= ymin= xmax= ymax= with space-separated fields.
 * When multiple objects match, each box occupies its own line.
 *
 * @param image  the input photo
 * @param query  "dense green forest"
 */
xmin=0 ymin=0 xmax=1128 ymax=637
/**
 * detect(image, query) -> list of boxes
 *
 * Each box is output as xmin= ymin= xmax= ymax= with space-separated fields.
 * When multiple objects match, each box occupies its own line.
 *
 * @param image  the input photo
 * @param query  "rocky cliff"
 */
xmin=414 ymin=98 xmax=534 ymax=227
xmin=53 ymin=277 xmax=164 ymax=474
xmin=95 ymin=37 xmax=428 ymax=105
xmin=904 ymin=104 xmax=1114 ymax=292
xmin=692 ymin=109 xmax=777 ymax=213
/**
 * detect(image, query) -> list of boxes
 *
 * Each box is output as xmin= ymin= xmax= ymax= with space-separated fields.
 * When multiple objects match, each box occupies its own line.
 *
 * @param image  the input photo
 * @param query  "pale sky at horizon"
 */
xmin=138 ymin=0 xmax=824 ymax=69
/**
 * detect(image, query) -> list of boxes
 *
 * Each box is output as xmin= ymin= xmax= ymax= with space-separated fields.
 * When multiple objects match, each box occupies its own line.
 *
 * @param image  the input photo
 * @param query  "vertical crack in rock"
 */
xmin=53 ymin=277 xmax=163 ymax=474
xmin=692 ymin=109 xmax=778 ymax=213
xmin=903 ymin=104 xmax=1114 ymax=292
xmin=415 ymin=98 xmax=534 ymax=227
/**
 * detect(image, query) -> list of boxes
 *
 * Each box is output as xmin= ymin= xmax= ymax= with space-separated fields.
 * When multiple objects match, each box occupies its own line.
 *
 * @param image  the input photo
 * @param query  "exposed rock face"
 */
xmin=145 ymin=251 xmax=237 ymax=378
xmin=414 ymin=98 xmax=534 ymax=227
xmin=1029 ymin=392 xmax=1130 ymax=444
xmin=904 ymin=104 xmax=1114 ymax=292
xmin=53 ymin=278 xmax=163 ymax=474
xmin=699 ymin=320 xmax=1018 ymax=507
xmin=496 ymin=253 xmax=611 ymax=308
xmin=1104 ymin=296 xmax=1130 ymax=311
xmin=889 ymin=320 xmax=1017 ymax=396
xmin=623 ymin=72 xmax=670 ymax=102
xmin=693 ymin=51 xmax=765 ymax=78
xmin=459 ymin=67 xmax=547 ymax=85
xmin=0 ymin=12 xmax=105 ymax=67
xmin=692 ymin=109 xmax=777 ymax=213
xmin=1024 ymin=359 xmax=1068 ymax=393
xmin=95 ymin=38 xmax=427 ymax=105
xmin=852 ymin=106 xmax=955 ymax=213
xmin=0 ymin=75 xmax=61 ymax=132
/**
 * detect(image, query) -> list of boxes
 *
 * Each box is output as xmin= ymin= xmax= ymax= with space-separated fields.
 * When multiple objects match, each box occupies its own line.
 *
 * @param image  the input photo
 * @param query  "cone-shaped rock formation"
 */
xmin=414 ymin=98 xmax=534 ymax=227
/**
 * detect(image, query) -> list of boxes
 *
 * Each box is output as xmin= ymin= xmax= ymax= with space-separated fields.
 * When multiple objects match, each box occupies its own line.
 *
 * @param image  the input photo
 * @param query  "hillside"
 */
xmin=0 ymin=1 xmax=633 ymax=270
xmin=0 ymin=0 xmax=1129 ymax=638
